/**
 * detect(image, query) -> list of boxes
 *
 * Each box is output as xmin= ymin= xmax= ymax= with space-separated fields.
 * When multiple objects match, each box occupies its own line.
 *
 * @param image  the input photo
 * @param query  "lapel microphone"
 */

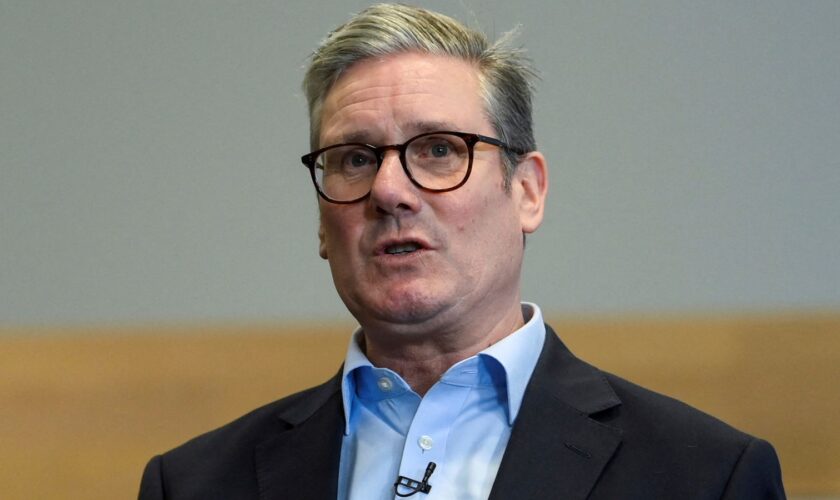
xmin=394 ymin=462 xmax=437 ymax=497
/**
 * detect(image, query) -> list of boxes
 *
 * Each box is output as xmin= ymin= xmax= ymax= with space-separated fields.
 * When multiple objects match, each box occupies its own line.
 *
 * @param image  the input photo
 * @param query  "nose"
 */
xmin=368 ymin=149 xmax=421 ymax=214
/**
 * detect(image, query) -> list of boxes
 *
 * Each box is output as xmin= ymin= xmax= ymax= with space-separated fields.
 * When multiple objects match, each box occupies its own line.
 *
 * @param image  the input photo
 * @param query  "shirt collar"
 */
xmin=477 ymin=302 xmax=546 ymax=425
xmin=340 ymin=303 xmax=546 ymax=433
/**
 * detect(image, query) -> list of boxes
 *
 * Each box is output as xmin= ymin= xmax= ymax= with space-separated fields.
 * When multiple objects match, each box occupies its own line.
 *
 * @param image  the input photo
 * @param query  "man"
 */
xmin=139 ymin=4 xmax=785 ymax=499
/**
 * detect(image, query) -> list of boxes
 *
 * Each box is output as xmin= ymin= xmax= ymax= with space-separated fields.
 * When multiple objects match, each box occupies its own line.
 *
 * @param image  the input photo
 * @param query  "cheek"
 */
xmin=321 ymin=209 xmax=359 ymax=256
xmin=443 ymin=198 xmax=478 ymax=236
xmin=447 ymin=192 xmax=511 ymax=247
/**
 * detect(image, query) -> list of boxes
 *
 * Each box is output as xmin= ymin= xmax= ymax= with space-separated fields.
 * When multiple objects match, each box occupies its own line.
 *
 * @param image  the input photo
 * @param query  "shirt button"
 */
xmin=418 ymin=435 xmax=434 ymax=450
xmin=377 ymin=377 xmax=393 ymax=392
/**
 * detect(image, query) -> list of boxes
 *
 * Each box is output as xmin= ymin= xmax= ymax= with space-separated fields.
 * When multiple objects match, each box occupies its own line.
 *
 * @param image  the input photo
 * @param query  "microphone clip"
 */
xmin=394 ymin=462 xmax=436 ymax=497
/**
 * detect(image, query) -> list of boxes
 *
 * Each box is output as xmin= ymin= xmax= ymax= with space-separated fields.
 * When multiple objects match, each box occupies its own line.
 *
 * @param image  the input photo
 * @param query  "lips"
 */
xmin=385 ymin=242 xmax=421 ymax=255
xmin=375 ymin=237 xmax=431 ymax=256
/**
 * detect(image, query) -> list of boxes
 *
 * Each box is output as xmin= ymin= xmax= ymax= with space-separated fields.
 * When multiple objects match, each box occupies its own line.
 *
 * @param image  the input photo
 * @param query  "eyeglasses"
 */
xmin=301 ymin=131 xmax=525 ymax=204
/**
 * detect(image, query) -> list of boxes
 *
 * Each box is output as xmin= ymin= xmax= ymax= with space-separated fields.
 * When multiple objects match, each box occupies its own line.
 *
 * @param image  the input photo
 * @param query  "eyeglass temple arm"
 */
xmin=473 ymin=134 xmax=527 ymax=156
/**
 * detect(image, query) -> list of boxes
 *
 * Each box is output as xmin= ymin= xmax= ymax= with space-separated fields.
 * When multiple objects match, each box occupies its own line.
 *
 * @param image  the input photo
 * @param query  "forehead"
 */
xmin=319 ymin=52 xmax=490 ymax=145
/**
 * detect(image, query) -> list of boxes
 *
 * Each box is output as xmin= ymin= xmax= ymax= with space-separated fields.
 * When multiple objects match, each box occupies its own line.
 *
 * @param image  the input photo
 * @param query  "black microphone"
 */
xmin=394 ymin=462 xmax=437 ymax=497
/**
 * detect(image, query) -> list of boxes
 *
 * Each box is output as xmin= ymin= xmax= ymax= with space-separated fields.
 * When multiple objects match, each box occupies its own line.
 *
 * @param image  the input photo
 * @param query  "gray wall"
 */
xmin=2 ymin=1 xmax=838 ymax=327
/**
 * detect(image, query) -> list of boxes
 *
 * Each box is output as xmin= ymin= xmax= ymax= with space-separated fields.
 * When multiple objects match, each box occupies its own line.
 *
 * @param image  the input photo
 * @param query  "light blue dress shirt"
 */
xmin=337 ymin=303 xmax=546 ymax=500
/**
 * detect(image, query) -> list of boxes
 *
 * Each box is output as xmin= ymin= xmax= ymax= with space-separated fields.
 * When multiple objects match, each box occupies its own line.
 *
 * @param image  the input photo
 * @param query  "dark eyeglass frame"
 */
xmin=300 ymin=130 xmax=526 ymax=204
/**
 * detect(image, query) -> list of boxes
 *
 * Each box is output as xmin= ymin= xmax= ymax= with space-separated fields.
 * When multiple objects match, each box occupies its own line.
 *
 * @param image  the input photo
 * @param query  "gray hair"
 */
xmin=302 ymin=3 xmax=537 ymax=187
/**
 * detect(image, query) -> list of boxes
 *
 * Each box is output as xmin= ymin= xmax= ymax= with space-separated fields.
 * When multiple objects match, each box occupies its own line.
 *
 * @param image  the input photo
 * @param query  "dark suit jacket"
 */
xmin=139 ymin=326 xmax=785 ymax=499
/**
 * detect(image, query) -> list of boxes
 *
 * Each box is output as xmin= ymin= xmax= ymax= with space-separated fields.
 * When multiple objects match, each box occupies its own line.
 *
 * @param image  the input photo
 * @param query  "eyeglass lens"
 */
xmin=313 ymin=133 xmax=471 ymax=202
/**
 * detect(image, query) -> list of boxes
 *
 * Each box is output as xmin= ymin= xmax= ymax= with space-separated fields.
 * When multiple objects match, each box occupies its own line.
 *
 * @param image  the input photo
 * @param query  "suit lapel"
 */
xmin=489 ymin=327 xmax=623 ymax=500
xmin=255 ymin=374 xmax=344 ymax=500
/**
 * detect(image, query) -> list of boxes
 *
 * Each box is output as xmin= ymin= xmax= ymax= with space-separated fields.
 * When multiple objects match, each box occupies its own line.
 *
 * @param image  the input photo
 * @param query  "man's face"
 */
xmin=317 ymin=52 xmax=545 ymax=337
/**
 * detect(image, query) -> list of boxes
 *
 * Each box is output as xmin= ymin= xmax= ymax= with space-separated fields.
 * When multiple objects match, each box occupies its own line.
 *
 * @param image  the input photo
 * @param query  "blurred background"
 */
xmin=1 ymin=1 xmax=838 ymax=498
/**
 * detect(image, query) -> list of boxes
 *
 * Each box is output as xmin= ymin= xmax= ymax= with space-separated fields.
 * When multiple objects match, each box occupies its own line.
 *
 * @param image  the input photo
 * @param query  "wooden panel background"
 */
xmin=1 ymin=312 xmax=838 ymax=499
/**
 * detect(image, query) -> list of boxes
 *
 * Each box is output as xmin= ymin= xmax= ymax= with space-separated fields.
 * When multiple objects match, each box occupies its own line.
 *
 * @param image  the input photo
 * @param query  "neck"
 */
xmin=361 ymin=301 xmax=525 ymax=396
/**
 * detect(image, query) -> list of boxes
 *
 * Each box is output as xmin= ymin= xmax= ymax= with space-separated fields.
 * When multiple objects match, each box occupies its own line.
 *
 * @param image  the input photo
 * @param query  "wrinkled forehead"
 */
xmin=317 ymin=52 xmax=488 ymax=146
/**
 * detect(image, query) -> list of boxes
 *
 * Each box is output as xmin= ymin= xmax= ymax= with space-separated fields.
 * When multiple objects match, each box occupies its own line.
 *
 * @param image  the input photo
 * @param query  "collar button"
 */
xmin=377 ymin=377 xmax=393 ymax=392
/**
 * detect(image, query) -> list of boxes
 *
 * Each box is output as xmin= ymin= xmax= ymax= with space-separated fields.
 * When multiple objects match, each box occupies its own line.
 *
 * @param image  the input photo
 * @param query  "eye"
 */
xmin=342 ymin=148 xmax=376 ymax=168
xmin=429 ymin=142 xmax=451 ymax=158
xmin=411 ymin=135 xmax=459 ymax=159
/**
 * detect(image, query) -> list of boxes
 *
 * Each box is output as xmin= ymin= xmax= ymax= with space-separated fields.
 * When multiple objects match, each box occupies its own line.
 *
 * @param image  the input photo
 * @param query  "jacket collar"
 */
xmin=489 ymin=326 xmax=623 ymax=500
xmin=255 ymin=374 xmax=344 ymax=500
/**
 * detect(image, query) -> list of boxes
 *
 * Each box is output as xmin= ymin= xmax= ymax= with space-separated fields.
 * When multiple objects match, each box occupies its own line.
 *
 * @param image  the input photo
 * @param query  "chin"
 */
xmin=354 ymin=287 xmax=454 ymax=327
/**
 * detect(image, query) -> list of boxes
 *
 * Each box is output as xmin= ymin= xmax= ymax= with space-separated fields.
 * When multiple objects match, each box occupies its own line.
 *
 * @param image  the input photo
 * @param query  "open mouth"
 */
xmin=384 ymin=242 xmax=422 ymax=255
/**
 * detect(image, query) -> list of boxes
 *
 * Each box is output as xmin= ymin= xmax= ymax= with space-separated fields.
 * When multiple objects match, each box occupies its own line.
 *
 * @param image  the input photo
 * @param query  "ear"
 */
xmin=512 ymin=151 xmax=548 ymax=234
xmin=318 ymin=216 xmax=328 ymax=259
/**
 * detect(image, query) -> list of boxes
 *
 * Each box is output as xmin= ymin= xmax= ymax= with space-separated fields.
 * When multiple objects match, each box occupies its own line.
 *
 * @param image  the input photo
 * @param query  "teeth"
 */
xmin=385 ymin=243 xmax=421 ymax=255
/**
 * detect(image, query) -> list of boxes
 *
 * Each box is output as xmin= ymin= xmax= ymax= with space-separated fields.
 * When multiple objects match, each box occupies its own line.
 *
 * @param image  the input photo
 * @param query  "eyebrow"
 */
xmin=336 ymin=120 xmax=460 ymax=145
